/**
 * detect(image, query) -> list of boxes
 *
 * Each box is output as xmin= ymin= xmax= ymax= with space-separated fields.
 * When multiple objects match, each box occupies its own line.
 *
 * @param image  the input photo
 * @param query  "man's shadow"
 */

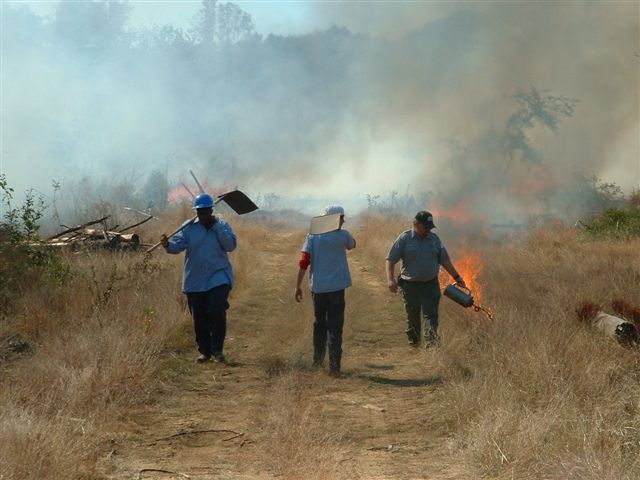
xmin=362 ymin=362 xmax=395 ymax=371
xmin=355 ymin=373 xmax=444 ymax=387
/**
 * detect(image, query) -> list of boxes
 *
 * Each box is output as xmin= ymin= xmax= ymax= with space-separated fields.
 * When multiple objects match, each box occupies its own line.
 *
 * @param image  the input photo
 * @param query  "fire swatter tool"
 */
xmin=216 ymin=190 xmax=258 ymax=215
xmin=146 ymin=189 xmax=258 ymax=253
xmin=309 ymin=213 xmax=342 ymax=235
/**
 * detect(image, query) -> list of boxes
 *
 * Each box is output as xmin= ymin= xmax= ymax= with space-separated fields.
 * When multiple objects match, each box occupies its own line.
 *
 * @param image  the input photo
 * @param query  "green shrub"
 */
xmin=582 ymin=206 xmax=640 ymax=239
xmin=0 ymin=175 xmax=71 ymax=312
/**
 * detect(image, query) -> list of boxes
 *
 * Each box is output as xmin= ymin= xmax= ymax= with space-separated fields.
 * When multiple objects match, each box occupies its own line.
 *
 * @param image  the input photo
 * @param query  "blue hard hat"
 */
xmin=193 ymin=193 xmax=214 ymax=209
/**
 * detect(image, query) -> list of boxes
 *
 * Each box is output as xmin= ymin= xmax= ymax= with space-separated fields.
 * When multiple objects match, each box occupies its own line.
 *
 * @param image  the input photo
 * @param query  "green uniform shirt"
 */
xmin=386 ymin=229 xmax=450 ymax=282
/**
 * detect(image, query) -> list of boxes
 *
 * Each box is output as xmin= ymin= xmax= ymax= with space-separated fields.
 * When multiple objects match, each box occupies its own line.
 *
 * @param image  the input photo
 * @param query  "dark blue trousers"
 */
xmin=186 ymin=284 xmax=230 ymax=357
xmin=312 ymin=289 xmax=345 ymax=373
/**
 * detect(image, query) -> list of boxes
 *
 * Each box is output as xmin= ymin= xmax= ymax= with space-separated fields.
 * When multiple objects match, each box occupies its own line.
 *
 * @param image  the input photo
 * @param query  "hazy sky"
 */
xmin=19 ymin=0 xmax=456 ymax=37
xmin=2 ymin=1 xmax=639 ymax=219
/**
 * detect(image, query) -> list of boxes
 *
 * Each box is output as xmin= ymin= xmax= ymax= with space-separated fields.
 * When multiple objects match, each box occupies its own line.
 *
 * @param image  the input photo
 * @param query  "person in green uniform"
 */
xmin=385 ymin=211 xmax=466 ymax=349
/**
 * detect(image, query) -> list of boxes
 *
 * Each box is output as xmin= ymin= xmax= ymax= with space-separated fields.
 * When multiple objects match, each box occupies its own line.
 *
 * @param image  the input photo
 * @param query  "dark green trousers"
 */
xmin=400 ymin=278 xmax=441 ymax=345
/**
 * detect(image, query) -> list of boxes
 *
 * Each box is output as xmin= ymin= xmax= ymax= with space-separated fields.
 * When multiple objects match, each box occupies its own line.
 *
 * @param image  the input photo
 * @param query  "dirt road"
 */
xmin=102 ymin=230 xmax=471 ymax=479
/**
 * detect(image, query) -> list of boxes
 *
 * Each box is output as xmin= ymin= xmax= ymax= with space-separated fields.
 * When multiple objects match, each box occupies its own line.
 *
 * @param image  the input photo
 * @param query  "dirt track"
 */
xmin=102 ymin=231 xmax=471 ymax=479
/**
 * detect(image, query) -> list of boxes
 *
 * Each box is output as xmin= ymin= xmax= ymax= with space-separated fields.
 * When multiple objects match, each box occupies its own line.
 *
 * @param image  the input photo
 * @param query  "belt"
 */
xmin=399 ymin=277 xmax=438 ymax=284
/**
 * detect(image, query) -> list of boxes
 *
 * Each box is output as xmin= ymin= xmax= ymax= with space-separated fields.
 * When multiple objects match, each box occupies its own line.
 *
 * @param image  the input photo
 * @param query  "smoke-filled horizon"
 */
xmin=1 ymin=1 xmax=638 ymax=221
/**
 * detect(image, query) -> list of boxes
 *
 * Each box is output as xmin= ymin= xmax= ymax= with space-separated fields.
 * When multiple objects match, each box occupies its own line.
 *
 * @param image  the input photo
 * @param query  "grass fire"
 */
xmin=1 ymin=2 xmax=639 ymax=480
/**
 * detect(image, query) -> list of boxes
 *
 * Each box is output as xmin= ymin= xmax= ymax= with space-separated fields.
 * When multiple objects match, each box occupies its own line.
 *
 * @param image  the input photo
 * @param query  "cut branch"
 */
xmin=47 ymin=216 xmax=111 ymax=240
xmin=119 ymin=215 xmax=154 ymax=233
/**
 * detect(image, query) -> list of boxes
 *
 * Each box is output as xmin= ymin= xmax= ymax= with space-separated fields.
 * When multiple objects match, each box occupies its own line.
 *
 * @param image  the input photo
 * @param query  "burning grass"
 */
xmin=445 ymin=234 xmax=640 ymax=478
xmin=352 ymin=214 xmax=640 ymax=479
xmin=3 ymin=209 xmax=640 ymax=479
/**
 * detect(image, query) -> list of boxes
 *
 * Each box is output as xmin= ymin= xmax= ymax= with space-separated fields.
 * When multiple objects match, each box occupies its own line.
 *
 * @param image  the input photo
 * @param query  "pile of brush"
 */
xmin=40 ymin=215 xmax=148 ymax=252
xmin=576 ymin=299 xmax=640 ymax=346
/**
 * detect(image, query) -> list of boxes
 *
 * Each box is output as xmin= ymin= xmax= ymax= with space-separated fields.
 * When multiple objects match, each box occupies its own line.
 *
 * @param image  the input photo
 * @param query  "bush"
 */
xmin=582 ymin=206 xmax=640 ymax=239
xmin=0 ymin=175 xmax=70 ymax=312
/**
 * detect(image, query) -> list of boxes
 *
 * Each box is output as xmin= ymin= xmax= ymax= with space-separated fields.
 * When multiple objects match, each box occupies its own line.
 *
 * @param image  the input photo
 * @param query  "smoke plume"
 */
xmin=1 ymin=1 xmax=637 ymax=222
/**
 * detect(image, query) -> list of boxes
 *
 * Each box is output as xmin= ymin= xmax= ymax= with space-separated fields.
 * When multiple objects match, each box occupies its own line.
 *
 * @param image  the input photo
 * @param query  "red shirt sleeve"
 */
xmin=299 ymin=251 xmax=311 ymax=270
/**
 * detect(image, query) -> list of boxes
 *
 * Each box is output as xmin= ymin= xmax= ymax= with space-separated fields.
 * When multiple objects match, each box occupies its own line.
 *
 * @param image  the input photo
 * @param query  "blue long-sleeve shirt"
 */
xmin=166 ymin=217 xmax=237 ymax=293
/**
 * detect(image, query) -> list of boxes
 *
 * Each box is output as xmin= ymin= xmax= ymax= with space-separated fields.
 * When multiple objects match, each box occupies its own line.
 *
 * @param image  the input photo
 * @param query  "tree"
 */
xmin=575 ymin=174 xmax=625 ymax=214
xmin=216 ymin=2 xmax=255 ymax=45
xmin=141 ymin=170 xmax=169 ymax=212
xmin=502 ymin=87 xmax=578 ymax=165
xmin=193 ymin=0 xmax=255 ymax=46
xmin=496 ymin=87 xmax=578 ymax=188
xmin=53 ymin=0 xmax=131 ymax=56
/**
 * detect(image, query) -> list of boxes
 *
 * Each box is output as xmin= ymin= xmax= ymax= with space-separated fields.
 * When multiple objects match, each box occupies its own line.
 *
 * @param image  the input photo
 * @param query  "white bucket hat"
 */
xmin=324 ymin=205 xmax=345 ymax=216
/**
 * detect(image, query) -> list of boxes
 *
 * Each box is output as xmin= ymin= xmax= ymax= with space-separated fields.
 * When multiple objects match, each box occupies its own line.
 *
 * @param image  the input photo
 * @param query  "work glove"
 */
xmin=455 ymin=276 xmax=467 ymax=289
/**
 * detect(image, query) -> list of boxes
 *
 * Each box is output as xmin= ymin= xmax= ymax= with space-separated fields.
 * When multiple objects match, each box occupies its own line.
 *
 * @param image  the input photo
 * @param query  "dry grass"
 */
xmin=258 ymin=372 xmax=353 ymax=479
xmin=353 ymin=217 xmax=640 ymax=479
xmin=3 ymin=210 xmax=640 ymax=479
xmin=0 ymin=245 xmax=188 ymax=479
xmin=0 ymin=206 xmax=274 ymax=480
xmin=612 ymin=299 xmax=640 ymax=326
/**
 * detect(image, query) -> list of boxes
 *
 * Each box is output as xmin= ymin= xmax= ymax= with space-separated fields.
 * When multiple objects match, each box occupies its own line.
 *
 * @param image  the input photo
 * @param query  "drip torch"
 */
xmin=443 ymin=284 xmax=493 ymax=320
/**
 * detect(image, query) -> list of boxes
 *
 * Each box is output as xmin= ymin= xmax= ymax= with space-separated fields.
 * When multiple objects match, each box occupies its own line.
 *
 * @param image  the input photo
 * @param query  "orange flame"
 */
xmin=168 ymin=187 xmax=192 ymax=204
xmin=431 ymin=199 xmax=475 ymax=224
xmin=429 ymin=199 xmax=486 ymax=302
xmin=167 ymin=180 xmax=233 ymax=205
xmin=440 ymin=249 xmax=484 ymax=302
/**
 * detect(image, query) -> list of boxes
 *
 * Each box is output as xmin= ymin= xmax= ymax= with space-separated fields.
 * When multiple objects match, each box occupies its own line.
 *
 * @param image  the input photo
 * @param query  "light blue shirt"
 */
xmin=302 ymin=229 xmax=356 ymax=294
xmin=166 ymin=218 xmax=237 ymax=293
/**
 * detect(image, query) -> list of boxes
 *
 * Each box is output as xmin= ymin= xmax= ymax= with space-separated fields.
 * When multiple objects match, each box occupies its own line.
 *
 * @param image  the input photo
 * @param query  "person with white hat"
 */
xmin=295 ymin=205 xmax=356 ymax=377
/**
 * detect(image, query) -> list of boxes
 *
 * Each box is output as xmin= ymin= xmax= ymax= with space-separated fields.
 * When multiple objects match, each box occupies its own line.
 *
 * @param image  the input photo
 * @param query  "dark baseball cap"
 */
xmin=415 ymin=211 xmax=436 ymax=229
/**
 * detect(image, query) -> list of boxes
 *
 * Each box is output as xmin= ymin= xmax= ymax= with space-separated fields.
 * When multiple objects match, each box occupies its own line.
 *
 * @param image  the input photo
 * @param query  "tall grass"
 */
xmin=354 ymin=217 xmax=640 ymax=478
xmin=3 ymin=208 xmax=640 ymax=479
xmin=0 ymin=207 xmax=300 ymax=480
xmin=258 ymin=372 xmax=351 ymax=479
xmin=0 ymin=244 xmax=187 ymax=479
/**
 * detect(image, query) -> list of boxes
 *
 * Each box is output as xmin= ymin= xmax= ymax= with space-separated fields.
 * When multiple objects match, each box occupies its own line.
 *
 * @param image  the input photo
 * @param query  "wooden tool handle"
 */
xmin=146 ymin=216 xmax=197 ymax=253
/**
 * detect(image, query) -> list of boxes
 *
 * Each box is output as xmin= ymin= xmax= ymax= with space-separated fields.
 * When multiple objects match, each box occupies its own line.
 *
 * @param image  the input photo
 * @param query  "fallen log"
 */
xmin=593 ymin=311 xmax=638 ymax=344
xmin=576 ymin=301 xmax=638 ymax=345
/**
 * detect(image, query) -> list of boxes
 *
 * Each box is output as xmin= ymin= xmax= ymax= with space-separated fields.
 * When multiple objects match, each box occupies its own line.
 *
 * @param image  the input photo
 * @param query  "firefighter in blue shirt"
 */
xmin=295 ymin=205 xmax=356 ymax=376
xmin=161 ymin=193 xmax=237 ymax=363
